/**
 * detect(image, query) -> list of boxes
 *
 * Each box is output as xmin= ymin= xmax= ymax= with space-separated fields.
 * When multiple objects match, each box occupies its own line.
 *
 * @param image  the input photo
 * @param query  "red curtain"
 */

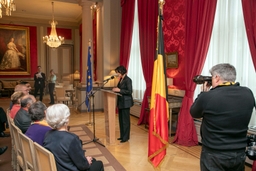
xmin=119 ymin=0 xmax=135 ymax=67
xmin=173 ymin=0 xmax=217 ymax=146
xmin=241 ymin=0 xmax=256 ymax=71
xmin=242 ymin=0 xmax=256 ymax=169
xmin=92 ymin=10 xmax=97 ymax=81
xmin=137 ymin=0 xmax=158 ymax=125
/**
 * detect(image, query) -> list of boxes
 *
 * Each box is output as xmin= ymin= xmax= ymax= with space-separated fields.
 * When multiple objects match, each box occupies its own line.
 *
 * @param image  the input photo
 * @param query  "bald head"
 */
xmin=15 ymin=84 xmax=29 ymax=95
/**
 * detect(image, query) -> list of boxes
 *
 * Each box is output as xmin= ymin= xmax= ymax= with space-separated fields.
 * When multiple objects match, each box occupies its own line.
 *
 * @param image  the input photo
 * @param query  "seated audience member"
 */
xmin=20 ymin=81 xmax=32 ymax=93
xmin=25 ymin=101 xmax=51 ymax=145
xmin=14 ymin=95 xmax=36 ymax=133
xmin=44 ymin=104 xmax=104 ymax=171
xmin=10 ymin=92 xmax=24 ymax=119
xmin=0 ymin=107 xmax=9 ymax=137
xmin=14 ymin=84 xmax=29 ymax=95
xmin=9 ymin=84 xmax=30 ymax=110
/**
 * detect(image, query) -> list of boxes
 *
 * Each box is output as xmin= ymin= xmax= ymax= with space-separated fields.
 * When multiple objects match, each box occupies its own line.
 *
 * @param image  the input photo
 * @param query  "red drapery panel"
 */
xmin=137 ymin=0 xmax=158 ymax=125
xmin=173 ymin=0 xmax=217 ymax=146
xmin=242 ymin=0 xmax=256 ymax=169
xmin=92 ymin=10 xmax=97 ymax=81
xmin=241 ymin=0 xmax=256 ymax=71
xmin=119 ymin=0 xmax=135 ymax=67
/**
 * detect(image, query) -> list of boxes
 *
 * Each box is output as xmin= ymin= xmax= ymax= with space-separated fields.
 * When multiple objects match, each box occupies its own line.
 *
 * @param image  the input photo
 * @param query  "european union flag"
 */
xmin=85 ymin=44 xmax=92 ymax=111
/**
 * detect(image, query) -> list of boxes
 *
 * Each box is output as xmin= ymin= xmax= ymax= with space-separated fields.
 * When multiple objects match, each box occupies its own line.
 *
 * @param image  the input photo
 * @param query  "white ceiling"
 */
xmin=1 ymin=0 xmax=84 ymax=26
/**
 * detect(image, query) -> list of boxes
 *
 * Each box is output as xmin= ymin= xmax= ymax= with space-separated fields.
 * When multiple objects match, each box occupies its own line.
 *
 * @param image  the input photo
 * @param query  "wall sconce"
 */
xmin=74 ymin=70 xmax=80 ymax=80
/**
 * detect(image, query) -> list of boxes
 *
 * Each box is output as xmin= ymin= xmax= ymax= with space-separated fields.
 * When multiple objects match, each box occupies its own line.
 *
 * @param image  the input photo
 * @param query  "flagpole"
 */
xmin=86 ymin=40 xmax=93 ymax=126
xmin=83 ymin=39 xmax=105 ymax=147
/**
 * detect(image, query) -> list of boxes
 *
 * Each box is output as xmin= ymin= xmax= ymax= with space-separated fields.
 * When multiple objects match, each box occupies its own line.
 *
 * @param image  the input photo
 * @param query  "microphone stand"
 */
xmin=83 ymin=88 xmax=105 ymax=147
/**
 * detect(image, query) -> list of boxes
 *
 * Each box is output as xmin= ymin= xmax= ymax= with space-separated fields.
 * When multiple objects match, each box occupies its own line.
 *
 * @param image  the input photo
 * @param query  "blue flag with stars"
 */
xmin=85 ymin=44 xmax=92 ymax=111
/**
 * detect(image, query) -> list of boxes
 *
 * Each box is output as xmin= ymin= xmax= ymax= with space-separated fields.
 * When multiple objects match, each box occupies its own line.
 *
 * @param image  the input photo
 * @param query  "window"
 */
xmin=194 ymin=0 xmax=256 ymax=126
xmin=127 ymin=0 xmax=146 ymax=100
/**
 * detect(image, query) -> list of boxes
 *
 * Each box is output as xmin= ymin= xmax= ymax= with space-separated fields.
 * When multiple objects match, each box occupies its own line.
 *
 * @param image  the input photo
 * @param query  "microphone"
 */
xmin=103 ymin=74 xmax=118 ymax=82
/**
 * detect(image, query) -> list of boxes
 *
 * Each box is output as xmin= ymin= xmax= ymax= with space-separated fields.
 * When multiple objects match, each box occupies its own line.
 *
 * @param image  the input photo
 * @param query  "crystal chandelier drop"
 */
xmin=0 ymin=0 xmax=16 ymax=18
xmin=43 ymin=2 xmax=64 ymax=48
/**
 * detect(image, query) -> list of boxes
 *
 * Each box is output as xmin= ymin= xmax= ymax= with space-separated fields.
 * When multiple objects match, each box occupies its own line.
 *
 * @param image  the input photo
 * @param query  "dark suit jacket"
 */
xmin=14 ymin=108 xmax=31 ymax=133
xmin=34 ymin=72 xmax=46 ymax=88
xmin=116 ymin=75 xmax=134 ymax=109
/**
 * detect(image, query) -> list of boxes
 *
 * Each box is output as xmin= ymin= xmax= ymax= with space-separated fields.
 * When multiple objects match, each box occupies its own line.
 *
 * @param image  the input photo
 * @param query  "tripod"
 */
xmin=83 ymin=90 xmax=105 ymax=147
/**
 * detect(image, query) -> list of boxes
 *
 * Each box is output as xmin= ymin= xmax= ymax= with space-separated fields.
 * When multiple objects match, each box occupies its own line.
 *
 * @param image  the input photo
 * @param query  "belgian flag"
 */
xmin=148 ymin=3 xmax=169 ymax=168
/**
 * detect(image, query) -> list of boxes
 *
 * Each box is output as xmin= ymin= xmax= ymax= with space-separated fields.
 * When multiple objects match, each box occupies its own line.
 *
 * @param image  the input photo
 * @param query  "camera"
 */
xmin=193 ymin=75 xmax=212 ymax=86
xmin=246 ymin=134 xmax=256 ymax=160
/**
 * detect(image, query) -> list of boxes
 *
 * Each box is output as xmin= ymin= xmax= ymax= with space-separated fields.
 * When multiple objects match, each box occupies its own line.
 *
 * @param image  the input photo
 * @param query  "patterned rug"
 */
xmin=69 ymin=125 xmax=126 ymax=171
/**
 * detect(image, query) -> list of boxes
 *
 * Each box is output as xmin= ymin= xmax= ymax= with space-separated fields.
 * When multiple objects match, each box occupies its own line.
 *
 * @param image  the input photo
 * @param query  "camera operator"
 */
xmin=190 ymin=63 xmax=255 ymax=171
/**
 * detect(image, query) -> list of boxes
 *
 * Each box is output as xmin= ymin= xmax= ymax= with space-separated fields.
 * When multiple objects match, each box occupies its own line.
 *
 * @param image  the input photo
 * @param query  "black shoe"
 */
xmin=0 ymin=146 xmax=7 ymax=155
xmin=117 ymin=138 xmax=122 ymax=140
xmin=0 ymin=132 xmax=10 ymax=137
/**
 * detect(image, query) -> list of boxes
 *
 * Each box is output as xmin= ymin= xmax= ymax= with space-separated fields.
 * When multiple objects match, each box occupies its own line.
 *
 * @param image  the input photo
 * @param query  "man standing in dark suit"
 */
xmin=34 ymin=66 xmax=46 ymax=101
xmin=112 ymin=65 xmax=134 ymax=143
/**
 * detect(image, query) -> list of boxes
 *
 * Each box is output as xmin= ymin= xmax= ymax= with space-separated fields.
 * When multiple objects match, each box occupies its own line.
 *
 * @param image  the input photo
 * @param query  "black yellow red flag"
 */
xmin=148 ymin=2 xmax=169 ymax=168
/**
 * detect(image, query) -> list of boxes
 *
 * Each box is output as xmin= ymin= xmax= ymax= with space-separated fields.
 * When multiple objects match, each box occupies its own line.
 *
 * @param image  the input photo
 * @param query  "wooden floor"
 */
xmin=0 ymin=95 xmax=252 ymax=171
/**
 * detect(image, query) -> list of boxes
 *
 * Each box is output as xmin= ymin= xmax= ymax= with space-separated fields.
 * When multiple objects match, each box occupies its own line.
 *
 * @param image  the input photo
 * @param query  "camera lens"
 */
xmin=193 ymin=75 xmax=212 ymax=85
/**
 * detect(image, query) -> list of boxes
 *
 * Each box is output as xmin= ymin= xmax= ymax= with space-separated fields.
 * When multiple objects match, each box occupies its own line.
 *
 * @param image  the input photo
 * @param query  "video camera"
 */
xmin=193 ymin=75 xmax=212 ymax=86
xmin=246 ymin=134 xmax=256 ymax=160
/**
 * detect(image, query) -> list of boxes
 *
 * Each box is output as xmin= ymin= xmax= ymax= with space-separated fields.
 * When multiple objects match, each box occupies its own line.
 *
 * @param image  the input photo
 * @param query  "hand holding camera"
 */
xmin=193 ymin=75 xmax=212 ymax=91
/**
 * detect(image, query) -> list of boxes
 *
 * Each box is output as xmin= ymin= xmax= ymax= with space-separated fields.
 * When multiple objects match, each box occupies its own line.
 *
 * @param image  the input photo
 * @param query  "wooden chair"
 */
xmin=11 ymin=122 xmax=29 ymax=171
xmin=19 ymin=132 xmax=37 ymax=171
xmin=55 ymin=87 xmax=71 ymax=105
xmin=34 ymin=142 xmax=57 ymax=171
xmin=6 ymin=109 xmax=18 ymax=170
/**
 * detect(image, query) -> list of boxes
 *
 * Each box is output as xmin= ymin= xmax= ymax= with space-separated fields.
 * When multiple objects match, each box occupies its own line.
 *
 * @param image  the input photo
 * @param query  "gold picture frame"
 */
xmin=166 ymin=52 xmax=178 ymax=69
xmin=0 ymin=25 xmax=30 ymax=75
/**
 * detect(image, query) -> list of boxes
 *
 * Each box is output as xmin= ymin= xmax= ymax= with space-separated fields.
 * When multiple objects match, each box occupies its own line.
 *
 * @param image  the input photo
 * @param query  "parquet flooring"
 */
xmin=0 ymin=95 xmax=252 ymax=171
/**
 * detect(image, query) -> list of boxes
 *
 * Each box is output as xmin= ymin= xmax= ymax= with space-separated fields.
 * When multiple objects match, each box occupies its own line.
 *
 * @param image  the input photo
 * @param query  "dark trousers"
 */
xmin=118 ymin=108 xmax=130 ymax=141
xmin=48 ymin=83 xmax=55 ymax=103
xmin=88 ymin=159 xmax=104 ymax=171
xmin=200 ymin=146 xmax=246 ymax=171
xmin=34 ymin=86 xmax=44 ymax=101
xmin=0 ymin=108 xmax=7 ymax=132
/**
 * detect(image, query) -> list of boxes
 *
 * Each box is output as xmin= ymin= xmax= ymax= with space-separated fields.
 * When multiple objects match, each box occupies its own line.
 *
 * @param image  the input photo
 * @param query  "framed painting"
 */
xmin=0 ymin=25 xmax=30 ymax=75
xmin=166 ymin=52 xmax=178 ymax=69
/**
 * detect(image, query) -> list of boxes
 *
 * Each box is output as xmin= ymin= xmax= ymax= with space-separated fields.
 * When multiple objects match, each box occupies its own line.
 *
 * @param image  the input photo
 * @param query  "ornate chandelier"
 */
xmin=43 ymin=2 xmax=64 ymax=48
xmin=0 ymin=0 xmax=16 ymax=18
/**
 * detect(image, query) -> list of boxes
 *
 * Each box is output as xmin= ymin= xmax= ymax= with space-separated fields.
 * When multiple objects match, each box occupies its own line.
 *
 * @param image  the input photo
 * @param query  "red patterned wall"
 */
xmin=164 ymin=0 xmax=185 ymax=90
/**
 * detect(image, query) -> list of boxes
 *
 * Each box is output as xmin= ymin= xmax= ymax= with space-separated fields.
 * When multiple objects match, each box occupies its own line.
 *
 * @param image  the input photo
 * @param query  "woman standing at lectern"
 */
xmin=112 ymin=65 xmax=133 ymax=143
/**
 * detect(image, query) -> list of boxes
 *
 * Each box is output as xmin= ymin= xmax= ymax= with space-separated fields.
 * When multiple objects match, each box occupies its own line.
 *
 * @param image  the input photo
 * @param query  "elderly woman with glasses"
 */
xmin=43 ymin=104 xmax=104 ymax=171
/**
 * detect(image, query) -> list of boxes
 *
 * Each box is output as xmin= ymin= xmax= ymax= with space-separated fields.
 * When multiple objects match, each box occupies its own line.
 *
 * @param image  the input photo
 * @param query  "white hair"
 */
xmin=46 ymin=104 xmax=70 ymax=129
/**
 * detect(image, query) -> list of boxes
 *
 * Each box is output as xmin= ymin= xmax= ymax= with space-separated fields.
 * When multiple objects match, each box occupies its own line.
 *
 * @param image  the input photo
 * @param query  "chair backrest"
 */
xmin=11 ymin=122 xmax=28 ymax=170
xmin=34 ymin=142 xmax=57 ymax=171
xmin=55 ymin=87 xmax=67 ymax=98
xmin=6 ymin=108 xmax=18 ymax=170
xmin=62 ymin=80 xmax=70 ymax=85
xmin=6 ymin=109 xmax=14 ymax=138
xmin=19 ymin=132 xmax=37 ymax=171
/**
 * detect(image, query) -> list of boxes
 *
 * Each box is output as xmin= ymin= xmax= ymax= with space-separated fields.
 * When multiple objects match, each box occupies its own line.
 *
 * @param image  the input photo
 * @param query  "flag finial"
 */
xmin=159 ymin=0 xmax=165 ymax=15
xmin=88 ymin=39 xmax=91 ymax=46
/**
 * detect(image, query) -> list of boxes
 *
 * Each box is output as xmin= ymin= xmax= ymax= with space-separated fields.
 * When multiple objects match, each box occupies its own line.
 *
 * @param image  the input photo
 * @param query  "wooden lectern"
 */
xmin=101 ymin=89 xmax=121 ymax=144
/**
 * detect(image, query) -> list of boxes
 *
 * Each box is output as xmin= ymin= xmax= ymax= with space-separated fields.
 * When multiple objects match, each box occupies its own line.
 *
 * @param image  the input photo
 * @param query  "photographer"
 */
xmin=190 ymin=63 xmax=255 ymax=171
